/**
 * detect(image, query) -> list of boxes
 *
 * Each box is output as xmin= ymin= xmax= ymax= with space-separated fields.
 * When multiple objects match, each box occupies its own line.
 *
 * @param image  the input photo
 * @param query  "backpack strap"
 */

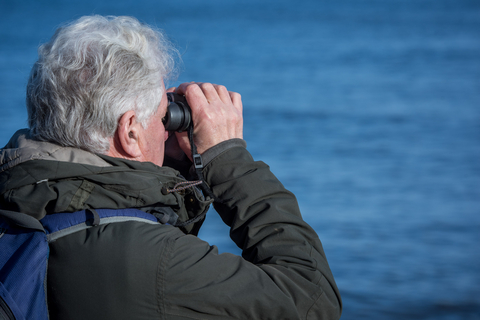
xmin=41 ymin=208 xmax=160 ymax=242
xmin=0 ymin=208 xmax=160 ymax=237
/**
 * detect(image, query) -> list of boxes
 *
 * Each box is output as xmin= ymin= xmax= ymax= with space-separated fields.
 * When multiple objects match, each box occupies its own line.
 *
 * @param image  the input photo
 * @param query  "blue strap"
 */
xmin=41 ymin=208 xmax=159 ymax=242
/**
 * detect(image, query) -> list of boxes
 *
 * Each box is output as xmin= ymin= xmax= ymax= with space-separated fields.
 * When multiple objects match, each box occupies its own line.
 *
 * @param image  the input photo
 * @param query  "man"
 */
xmin=0 ymin=15 xmax=341 ymax=319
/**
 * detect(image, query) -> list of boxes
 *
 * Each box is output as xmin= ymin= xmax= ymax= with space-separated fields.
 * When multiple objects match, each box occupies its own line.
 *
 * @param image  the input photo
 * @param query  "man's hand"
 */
xmin=169 ymin=82 xmax=243 ymax=158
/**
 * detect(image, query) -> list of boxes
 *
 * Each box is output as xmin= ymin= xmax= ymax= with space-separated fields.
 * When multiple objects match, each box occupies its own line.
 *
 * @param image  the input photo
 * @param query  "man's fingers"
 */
xmin=211 ymin=84 xmax=231 ymax=104
xmin=176 ymin=82 xmax=234 ymax=105
xmin=229 ymin=91 xmax=242 ymax=111
xmin=197 ymin=83 xmax=222 ymax=103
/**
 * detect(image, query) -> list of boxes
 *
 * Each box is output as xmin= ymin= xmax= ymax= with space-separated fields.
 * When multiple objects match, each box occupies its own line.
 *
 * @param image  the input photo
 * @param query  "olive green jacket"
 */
xmin=0 ymin=129 xmax=341 ymax=320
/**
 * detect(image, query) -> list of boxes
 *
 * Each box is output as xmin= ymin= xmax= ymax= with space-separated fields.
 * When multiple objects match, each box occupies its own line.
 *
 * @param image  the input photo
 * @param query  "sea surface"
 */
xmin=1 ymin=0 xmax=479 ymax=319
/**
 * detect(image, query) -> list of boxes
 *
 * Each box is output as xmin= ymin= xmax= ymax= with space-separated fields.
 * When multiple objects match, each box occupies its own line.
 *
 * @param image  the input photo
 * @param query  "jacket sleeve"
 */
xmin=161 ymin=144 xmax=342 ymax=320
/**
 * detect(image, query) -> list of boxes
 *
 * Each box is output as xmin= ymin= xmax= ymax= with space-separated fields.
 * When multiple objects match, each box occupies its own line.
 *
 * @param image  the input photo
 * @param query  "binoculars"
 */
xmin=164 ymin=93 xmax=192 ymax=132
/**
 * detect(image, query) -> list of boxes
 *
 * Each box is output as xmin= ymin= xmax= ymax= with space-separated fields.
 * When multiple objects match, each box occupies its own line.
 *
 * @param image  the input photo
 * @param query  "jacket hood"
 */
xmin=1 ymin=129 xmax=112 ymax=172
xmin=0 ymin=129 xmax=212 ymax=234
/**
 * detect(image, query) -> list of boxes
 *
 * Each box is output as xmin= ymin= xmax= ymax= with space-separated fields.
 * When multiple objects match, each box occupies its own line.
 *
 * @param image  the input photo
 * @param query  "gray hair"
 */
xmin=26 ymin=15 xmax=179 ymax=153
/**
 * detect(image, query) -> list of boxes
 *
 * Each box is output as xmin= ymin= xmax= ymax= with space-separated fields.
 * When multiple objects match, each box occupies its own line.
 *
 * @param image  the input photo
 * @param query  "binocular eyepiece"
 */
xmin=164 ymin=93 xmax=192 ymax=132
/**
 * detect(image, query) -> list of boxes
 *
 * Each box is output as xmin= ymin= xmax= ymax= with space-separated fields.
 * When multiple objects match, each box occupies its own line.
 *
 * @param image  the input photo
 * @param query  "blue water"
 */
xmin=1 ymin=0 xmax=479 ymax=319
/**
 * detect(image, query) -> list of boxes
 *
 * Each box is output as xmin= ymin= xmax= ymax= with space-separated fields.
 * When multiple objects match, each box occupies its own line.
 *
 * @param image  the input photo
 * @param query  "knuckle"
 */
xmin=200 ymin=82 xmax=214 ymax=91
xmin=216 ymin=85 xmax=227 ymax=92
xmin=185 ymin=83 xmax=200 ymax=94
xmin=230 ymin=91 xmax=241 ymax=100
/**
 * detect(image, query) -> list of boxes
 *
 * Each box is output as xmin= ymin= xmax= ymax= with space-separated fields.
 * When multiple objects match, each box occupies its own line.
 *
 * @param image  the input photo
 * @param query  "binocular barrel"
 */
xmin=164 ymin=93 xmax=192 ymax=132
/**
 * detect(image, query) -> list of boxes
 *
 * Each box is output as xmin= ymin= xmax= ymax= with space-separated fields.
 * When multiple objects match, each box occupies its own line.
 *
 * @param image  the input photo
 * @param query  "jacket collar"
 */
xmin=1 ymin=129 xmax=111 ymax=173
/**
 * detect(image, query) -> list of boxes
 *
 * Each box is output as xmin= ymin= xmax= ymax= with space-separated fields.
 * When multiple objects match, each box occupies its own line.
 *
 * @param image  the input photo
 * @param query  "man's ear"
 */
xmin=113 ymin=110 xmax=143 ymax=159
